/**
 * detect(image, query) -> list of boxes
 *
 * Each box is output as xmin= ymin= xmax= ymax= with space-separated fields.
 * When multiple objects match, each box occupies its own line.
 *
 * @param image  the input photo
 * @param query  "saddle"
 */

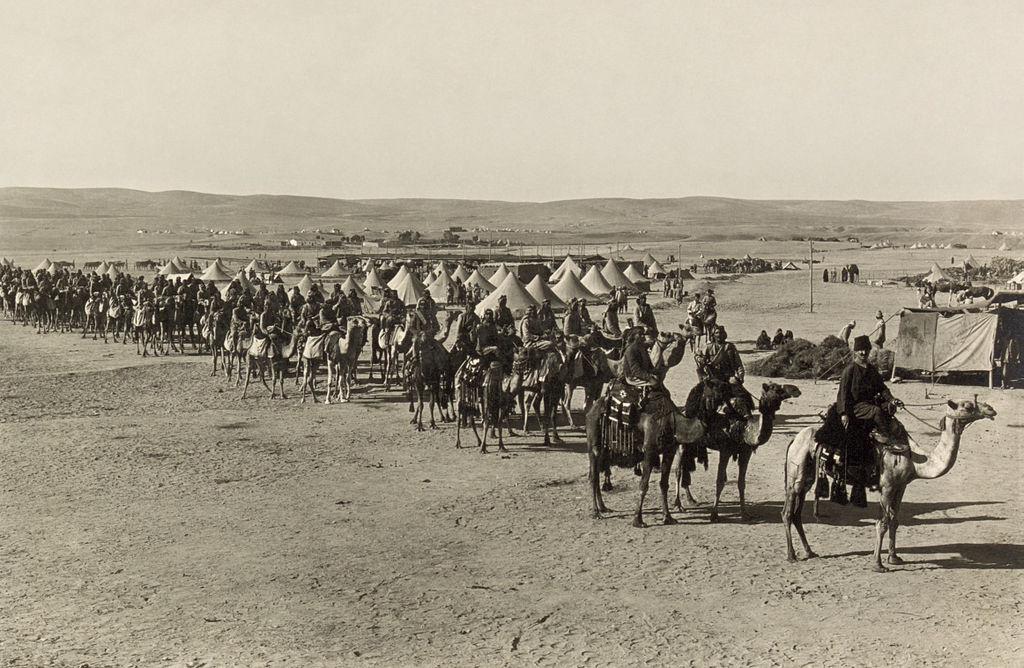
xmin=814 ymin=404 xmax=910 ymax=493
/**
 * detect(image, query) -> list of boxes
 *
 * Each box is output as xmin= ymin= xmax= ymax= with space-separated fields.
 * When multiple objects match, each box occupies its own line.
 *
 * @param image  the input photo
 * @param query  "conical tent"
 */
xmin=387 ymin=265 xmax=412 ymax=290
xmin=465 ymin=269 xmax=495 ymax=293
xmin=781 ymin=261 xmax=800 ymax=270
xmin=296 ymin=274 xmax=315 ymax=296
xmin=321 ymin=260 xmax=347 ymax=278
xmin=200 ymin=263 xmax=233 ymax=281
xmin=244 ymin=259 xmax=269 ymax=274
xmin=623 ymin=264 xmax=648 ymax=284
xmin=210 ymin=258 xmax=230 ymax=274
xmin=94 ymin=261 xmax=110 ymax=275
xmin=647 ymin=259 xmax=667 ymax=277
xmin=360 ymin=258 xmax=375 ymax=273
xmin=106 ymin=264 xmax=121 ymax=278
xmin=34 ymin=258 xmax=52 ymax=272
xmin=965 ymin=254 xmax=981 ymax=268
xmin=159 ymin=260 xmax=187 ymax=275
xmin=340 ymin=275 xmax=366 ymax=297
xmin=277 ymin=260 xmax=305 ymax=277
xmin=525 ymin=275 xmax=566 ymax=311
xmin=425 ymin=270 xmax=437 ymax=285
xmin=488 ymin=263 xmax=512 ymax=286
xmin=427 ymin=271 xmax=455 ymax=303
xmin=46 ymin=262 xmax=60 ymax=276
xmin=549 ymin=255 xmax=582 ymax=282
xmin=551 ymin=270 xmax=599 ymax=304
xmin=171 ymin=256 xmax=188 ymax=269
xmin=452 ymin=264 xmax=471 ymax=282
xmin=601 ymin=260 xmax=637 ymax=290
xmin=998 ymin=242 xmax=1010 ymax=251
xmin=364 ymin=266 xmax=385 ymax=291
xmin=582 ymin=264 xmax=613 ymax=295
xmin=433 ymin=260 xmax=451 ymax=276
xmin=475 ymin=274 xmax=541 ymax=316
xmin=393 ymin=272 xmax=427 ymax=305
xmin=641 ymin=252 xmax=657 ymax=267
xmin=924 ymin=263 xmax=951 ymax=283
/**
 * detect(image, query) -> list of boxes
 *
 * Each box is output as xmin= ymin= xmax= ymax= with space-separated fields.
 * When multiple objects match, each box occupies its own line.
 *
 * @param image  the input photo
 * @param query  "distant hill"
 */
xmin=1 ymin=188 xmax=1022 ymax=246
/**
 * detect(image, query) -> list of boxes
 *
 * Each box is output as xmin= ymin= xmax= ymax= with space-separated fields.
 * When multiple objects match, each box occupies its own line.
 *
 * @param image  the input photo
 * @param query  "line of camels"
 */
xmin=586 ymin=384 xmax=997 ymax=571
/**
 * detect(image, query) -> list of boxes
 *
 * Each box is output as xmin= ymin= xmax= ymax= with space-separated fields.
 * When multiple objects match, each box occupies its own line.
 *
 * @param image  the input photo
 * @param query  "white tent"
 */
xmin=1007 ymin=270 xmax=1024 ymax=289
xmin=451 ymin=264 xmax=472 ymax=283
xmin=623 ymin=264 xmax=648 ymax=285
xmin=426 ymin=270 xmax=456 ymax=303
xmin=200 ymin=263 xmax=233 ymax=281
xmin=924 ymin=263 xmax=952 ymax=284
xmin=277 ymin=260 xmax=305 ymax=277
xmin=581 ymin=265 xmax=613 ymax=295
xmin=475 ymin=274 xmax=540 ymax=316
xmin=641 ymin=252 xmax=657 ymax=267
xmin=549 ymin=255 xmax=583 ymax=283
xmin=393 ymin=271 xmax=427 ymax=305
xmin=600 ymin=259 xmax=637 ymax=290
xmin=46 ymin=262 xmax=60 ymax=276
xmin=244 ymin=259 xmax=270 ymax=274
xmin=320 ymin=260 xmax=347 ymax=278
xmin=386 ymin=265 xmax=412 ymax=290
xmin=525 ymin=275 xmax=567 ymax=311
xmin=551 ymin=270 xmax=599 ymax=304
xmin=646 ymin=259 xmax=667 ymax=278
xmin=465 ymin=268 xmax=496 ymax=293
xmin=296 ymin=274 xmax=315 ymax=296
xmin=364 ymin=266 xmax=386 ymax=291
xmin=781 ymin=261 xmax=800 ymax=270
xmin=340 ymin=275 xmax=367 ymax=297
xmin=106 ymin=264 xmax=122 ymax=279
xmin=34 ymin=258 xmax=52 ymax=272
xmin=433 ymin=260 xmax=452 ymax=276
xmin=94 ymin=261 xmax=110 ymax=276
xmin=159 ymin=260 xmax=187 ymax=276
xmin=487 ymin=263 xmax=512 ymax=286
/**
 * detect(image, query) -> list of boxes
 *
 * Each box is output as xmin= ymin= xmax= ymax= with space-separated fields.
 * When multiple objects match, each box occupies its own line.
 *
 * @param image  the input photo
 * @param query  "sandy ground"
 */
xmin=0 ymin=257 xmax=1021 ymax=667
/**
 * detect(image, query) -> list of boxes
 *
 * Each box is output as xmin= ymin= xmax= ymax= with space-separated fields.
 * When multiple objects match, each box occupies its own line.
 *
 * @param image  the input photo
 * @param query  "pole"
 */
xmin=809 ymin=240 xmax=814 ymax=313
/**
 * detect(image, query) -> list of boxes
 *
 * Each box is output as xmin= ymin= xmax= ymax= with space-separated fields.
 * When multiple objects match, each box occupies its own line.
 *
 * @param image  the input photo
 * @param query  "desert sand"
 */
xmin=0 ymin=235 xmax=1021 ymax=667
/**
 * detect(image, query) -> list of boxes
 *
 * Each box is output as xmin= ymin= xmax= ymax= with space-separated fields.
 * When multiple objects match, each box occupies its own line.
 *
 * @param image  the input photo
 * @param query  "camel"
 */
xmin=299 ymin=326 xmax=331 ymax=403
xmin=586 ymin=392 xmax=705 ymax=527
xmin=782 ymin=398 xmax=996 ymax=571
xmin=242 ymin=328 xmax=298 ymax=399
xmin=673 ymin=382 xmax=802 ymax=522
xmin=406 ymin=332 xmax=451 ymax=430
xmin=82 ymin=293 xmax=107 ymax=341
xmin=506 ymin=344 xmax=567 ymax=445
xmin=133 ymin=300 xmax=157 ymax=357
xmin=326 ymin=317 xmax=367 ymax=403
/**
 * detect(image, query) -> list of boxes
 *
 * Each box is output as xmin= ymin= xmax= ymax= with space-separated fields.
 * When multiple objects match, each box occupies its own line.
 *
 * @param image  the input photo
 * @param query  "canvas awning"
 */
xmin=895 ymin=310 xmax=1000 ymax=373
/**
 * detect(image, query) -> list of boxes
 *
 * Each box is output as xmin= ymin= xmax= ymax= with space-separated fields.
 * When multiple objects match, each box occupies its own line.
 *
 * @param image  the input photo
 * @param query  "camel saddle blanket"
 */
xmin=602 ymin=380 xmax=677 ymax=454
xmin=248 ymin=336 xmax=276 ymax=358
xmin=303 ymin=333 xmax=328 ymax=360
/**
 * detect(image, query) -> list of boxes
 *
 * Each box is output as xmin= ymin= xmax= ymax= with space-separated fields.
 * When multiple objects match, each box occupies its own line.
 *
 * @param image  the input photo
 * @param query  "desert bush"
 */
xmin=749 ymin=335 xmax=851 ymax=380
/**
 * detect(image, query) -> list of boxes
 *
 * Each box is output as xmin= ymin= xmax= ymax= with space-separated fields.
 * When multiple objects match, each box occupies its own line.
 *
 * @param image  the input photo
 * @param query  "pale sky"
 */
xmin=2 ymin=1 xmax=1022 ymax=201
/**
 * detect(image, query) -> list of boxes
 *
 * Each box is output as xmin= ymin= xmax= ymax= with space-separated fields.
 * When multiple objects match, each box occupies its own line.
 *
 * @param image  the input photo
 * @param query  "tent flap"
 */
xmin=895 ymin=311 xmax=998 ymax=373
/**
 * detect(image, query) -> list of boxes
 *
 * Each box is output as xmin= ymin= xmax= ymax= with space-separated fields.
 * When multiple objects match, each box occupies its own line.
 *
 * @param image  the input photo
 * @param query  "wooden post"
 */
xmin=809 ymin=240 xmax=814 ymax=313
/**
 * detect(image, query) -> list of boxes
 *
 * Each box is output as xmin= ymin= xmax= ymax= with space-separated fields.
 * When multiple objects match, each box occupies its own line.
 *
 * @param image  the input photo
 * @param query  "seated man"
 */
xmin=620 ymin=327 xmax=660 ymax=393
xmin=755 ymin=329 xmax=772 ymax=350
xmin=838 ymin=335 xmax=903 ymax=445
xmin=683 ymin=325 xmax=752 ymax=423
xmin=519 ymin=304 xmax=545 ymax=345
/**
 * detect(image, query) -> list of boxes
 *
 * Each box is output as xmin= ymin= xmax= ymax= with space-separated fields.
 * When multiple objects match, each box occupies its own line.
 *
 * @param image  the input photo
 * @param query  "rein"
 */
xmin=900 ymin=406 xmax=944 ymax=432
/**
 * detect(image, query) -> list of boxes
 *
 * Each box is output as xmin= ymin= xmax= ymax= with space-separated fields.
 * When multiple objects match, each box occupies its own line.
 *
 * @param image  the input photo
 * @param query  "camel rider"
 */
xmin=687 ymin=292 xmax=704 ymax=328
xmin=579 ymin=299 xmax=593 ymax=326
xmin=702 ymin=289 xmax=718 ymax=327
xmin=253 ymin=283 xmax=269 ymax=312
xmin=289 ymin=286 xmax=305 ymax=319
xmin=347 ymin=289 xmax=362 ymax=315
xmin=334 ymin=291 xmax=354 ymax=329
xmin=601 ymin=296 xmax=621 ymax=336
xmin=519 ymin=304 xmax=545 ymax=345
xmin=683 ymin=324 xmax=752 ymax=422
xmin=227 ymin=298 xmax=249 ymax=349
xmin=494 ymin=294 xmax=515 ymax=332
xmin=412 ymin=297 xmax=439 ymax=338
xmin=633 ymin=293 xmax=657 ymax=334
xmin=257 ymin=299 xmax=284 ymax=354
xmin=476 ymin=309 xmax=500 ymax=366
xmin=457 ymin=300 xmax=481 ymax=347
xmin=299 ymin=299 xmax=318 ymax=334
xmin=621 ymin=327 xmax=660 ymax=397
xmin=838 ymin=335 xmax=903 ymax=445
xmin=538 ymin=299 xmax=557 ymax=333
xmin=563 ymin=299 xmax=585 ymax=337
xmin=317 ymin=304 xmax=337 ymax=333
xmin=420 ymin=292 xmax=440 ymax=334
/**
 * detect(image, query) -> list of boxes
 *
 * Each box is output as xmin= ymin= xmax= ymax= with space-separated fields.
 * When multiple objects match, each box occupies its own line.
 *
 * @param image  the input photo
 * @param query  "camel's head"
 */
xmin=945 ymin=398 xmax=997 ymax=427
xmin=758 ymin=382 xmax=802 ymax=414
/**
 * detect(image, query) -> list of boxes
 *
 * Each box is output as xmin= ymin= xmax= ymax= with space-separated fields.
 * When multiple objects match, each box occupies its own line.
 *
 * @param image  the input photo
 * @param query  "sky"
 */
xmin=1 ymin=1 xmax=1022 ymax=202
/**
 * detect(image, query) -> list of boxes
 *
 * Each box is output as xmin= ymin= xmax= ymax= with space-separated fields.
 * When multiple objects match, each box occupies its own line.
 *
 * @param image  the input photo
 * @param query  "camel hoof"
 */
xmin=552 ymin=435 xmax=564 ymax=444
xmin=430 ymin=423 xmax=439 ymax=430
xmin=805 ymin=550 xmax=818 ymax=559
xmin=663 ymin=515 xmax=677 ymax=526
xmin=602 ymin=482 xmax=613 ymax=492
xmin=592 ymin=511 xmax=603 ymax=520
xmin=872 ymin=563 xmax=889 ymax=573
xmin=410 ymin=418 xmax=417 ymax=425
xmin=631 ymin=517 xmax=647 ymax=529
xmin=709 ymin=513 xmax=720 ymax=524
xmin=786 ymin=554 xmax=797 ymax=563
xmin=887 ymin=555 xmax=904 ymax=565
xmin=498 ymin=445 xmax=508 ymax=453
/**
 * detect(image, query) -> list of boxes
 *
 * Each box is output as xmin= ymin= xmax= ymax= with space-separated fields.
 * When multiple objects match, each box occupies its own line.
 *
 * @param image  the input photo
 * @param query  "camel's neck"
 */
xmin=912 ymin=418 xmax=962 ymax=480
xmin=743 ymin=409 xmax=775 ymax=446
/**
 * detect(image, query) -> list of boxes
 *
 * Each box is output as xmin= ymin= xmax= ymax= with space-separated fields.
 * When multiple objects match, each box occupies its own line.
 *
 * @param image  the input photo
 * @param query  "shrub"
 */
xmin=749 ymin=335 xmax=851 ymax=380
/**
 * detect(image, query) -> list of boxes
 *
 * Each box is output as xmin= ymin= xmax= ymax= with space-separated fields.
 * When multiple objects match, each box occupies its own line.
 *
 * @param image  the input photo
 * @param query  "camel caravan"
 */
xmin=0 ymin=253 xmax=1002 ymax=570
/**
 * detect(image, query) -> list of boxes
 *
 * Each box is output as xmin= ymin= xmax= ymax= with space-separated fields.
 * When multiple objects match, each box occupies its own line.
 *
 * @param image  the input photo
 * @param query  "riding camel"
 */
xmin=673 ymin=382 xmax=802 ymax=522
xmin=586 ymin=392 xmax=706 ymax=527
xmin=782 ymin=398 xmax=996 ymax=571
xmin=325 ymin=317 xmax=368 ymax=403
xmin=242 ymin=328 xmax=298 ymax=399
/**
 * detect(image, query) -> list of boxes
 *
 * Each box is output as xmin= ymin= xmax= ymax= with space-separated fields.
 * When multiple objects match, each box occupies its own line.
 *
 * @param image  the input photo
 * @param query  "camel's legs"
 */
xmin=783 ymin=460 xmax=817 ymax=561
xmin=873 ymin=485 xmax=898 ymax=572
xmin=659 ymin=449 xmax=678 ymax=525
xmin=632 ymin=453 xmax=653 ymax=528
xmin=887 ymin=487 xmax=907 ymax=565
xmin=736 ymin=449 xmax=752 ymax=521
xmin=589 ymin=448 xmax=609 ymax=517
xmin=710 ymin=452 xmax=730 ymax=523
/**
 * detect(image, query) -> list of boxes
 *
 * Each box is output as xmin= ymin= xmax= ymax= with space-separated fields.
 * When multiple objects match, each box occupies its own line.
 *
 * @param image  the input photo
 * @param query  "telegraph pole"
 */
xmin=809 ymin=239 xmax=814 ymax=313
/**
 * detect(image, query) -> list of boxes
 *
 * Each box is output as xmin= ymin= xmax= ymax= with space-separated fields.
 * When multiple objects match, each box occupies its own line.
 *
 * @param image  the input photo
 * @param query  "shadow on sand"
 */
xmin=821 ymin=542 xmax=1024 ymax=570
